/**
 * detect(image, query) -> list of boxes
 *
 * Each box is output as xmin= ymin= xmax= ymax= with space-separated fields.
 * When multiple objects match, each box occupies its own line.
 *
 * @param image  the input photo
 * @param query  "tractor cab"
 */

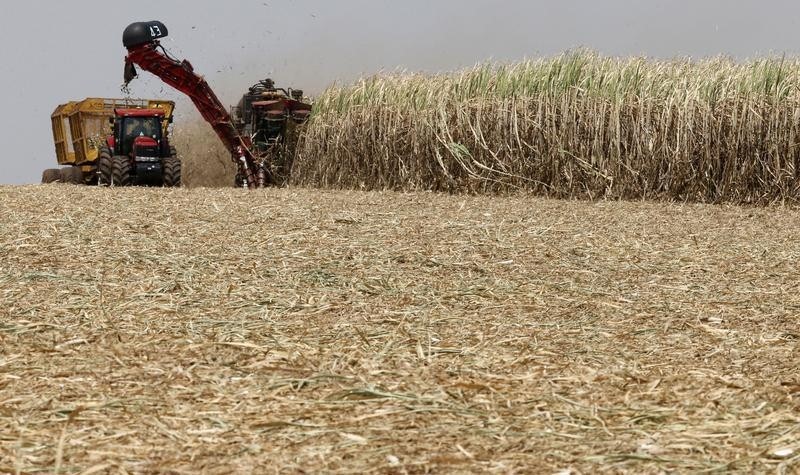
xmin=111 ymin=108 xmax=168 ymax=158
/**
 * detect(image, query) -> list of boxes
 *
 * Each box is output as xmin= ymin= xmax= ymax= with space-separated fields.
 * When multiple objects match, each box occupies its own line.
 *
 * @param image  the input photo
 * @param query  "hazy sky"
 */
xmin=2 ymin=0 xmax=800 ymax=184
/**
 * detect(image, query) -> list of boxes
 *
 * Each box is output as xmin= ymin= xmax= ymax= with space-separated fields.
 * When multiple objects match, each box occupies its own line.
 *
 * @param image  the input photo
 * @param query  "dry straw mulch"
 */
xmin=1 ymin=185 xmax=799 ymax=473
xmin=171 ymin=121 xmax=237 ymax=188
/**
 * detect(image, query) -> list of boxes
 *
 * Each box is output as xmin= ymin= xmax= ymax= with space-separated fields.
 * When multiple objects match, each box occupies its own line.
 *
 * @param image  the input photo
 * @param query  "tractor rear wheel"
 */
xmin=42 ymin=168 xmax=62 ymax=184
xmin=162 ymin=157 xmax=181 ymax=187
xmin=61 ymin=167 xmax=84 ymax=185
xmin=111 ymin=156 xmax=133 ymax=186
xmin=97 ymin=146 xmax=113 ymax=186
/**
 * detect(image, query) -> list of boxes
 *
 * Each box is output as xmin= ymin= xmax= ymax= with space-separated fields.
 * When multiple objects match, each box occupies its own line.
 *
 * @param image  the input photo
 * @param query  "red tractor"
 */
xmin=97 ymin=107 xmax=181 ymax=186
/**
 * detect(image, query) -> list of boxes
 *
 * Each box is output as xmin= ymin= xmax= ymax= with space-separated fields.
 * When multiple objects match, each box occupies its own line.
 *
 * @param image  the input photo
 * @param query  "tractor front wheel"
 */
xmin=111 ymin=156 xmax=133 ymax=186
xmin=97 ymin=146 xmax=113 ymax=186
xmin=42 ymin=168 xmax=62 ymax=184
xmin=162 ymin=157 xmax=181 ymax=187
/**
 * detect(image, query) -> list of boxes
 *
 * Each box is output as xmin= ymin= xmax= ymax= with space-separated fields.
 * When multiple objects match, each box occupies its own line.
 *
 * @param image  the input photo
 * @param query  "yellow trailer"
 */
xmin=44 ymin=98 xmax=175 ymax=184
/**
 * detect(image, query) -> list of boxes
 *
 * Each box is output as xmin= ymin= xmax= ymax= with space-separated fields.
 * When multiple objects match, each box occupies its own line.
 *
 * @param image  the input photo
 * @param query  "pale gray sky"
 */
xmin=1 ymin=0 xmax=799 ymax=184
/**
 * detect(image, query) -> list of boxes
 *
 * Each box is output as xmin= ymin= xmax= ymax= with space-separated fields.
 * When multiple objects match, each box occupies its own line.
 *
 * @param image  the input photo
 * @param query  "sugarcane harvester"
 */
xmin=232 ymin=79 xmax=311 ymax=185
xmin=123 ymin=21 xmax=309 ymax=188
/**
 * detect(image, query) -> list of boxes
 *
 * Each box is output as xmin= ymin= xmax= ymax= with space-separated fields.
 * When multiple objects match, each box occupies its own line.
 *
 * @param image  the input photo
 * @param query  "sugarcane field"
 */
xmin=2 ymin=2 xmax=800 ymax=474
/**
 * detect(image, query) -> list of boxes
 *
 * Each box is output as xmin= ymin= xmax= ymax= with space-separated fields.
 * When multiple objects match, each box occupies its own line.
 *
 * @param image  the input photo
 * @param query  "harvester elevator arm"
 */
xmin=122 ymin=21 xmax=259 ymax=187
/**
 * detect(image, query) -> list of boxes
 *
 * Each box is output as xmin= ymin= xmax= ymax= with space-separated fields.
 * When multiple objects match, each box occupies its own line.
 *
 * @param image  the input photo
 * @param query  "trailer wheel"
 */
xmin=97 ymin=146 xmax=113 ymax=186
xmin=111 ymin=156 xmax=133 ymax=186
xmin=61 ymin=167 xmax=84 ymax=185
xmin=162 ymin=157 xmax=181 ymax=187
xmin=42 ymin=168 xmax=62 ymax=184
